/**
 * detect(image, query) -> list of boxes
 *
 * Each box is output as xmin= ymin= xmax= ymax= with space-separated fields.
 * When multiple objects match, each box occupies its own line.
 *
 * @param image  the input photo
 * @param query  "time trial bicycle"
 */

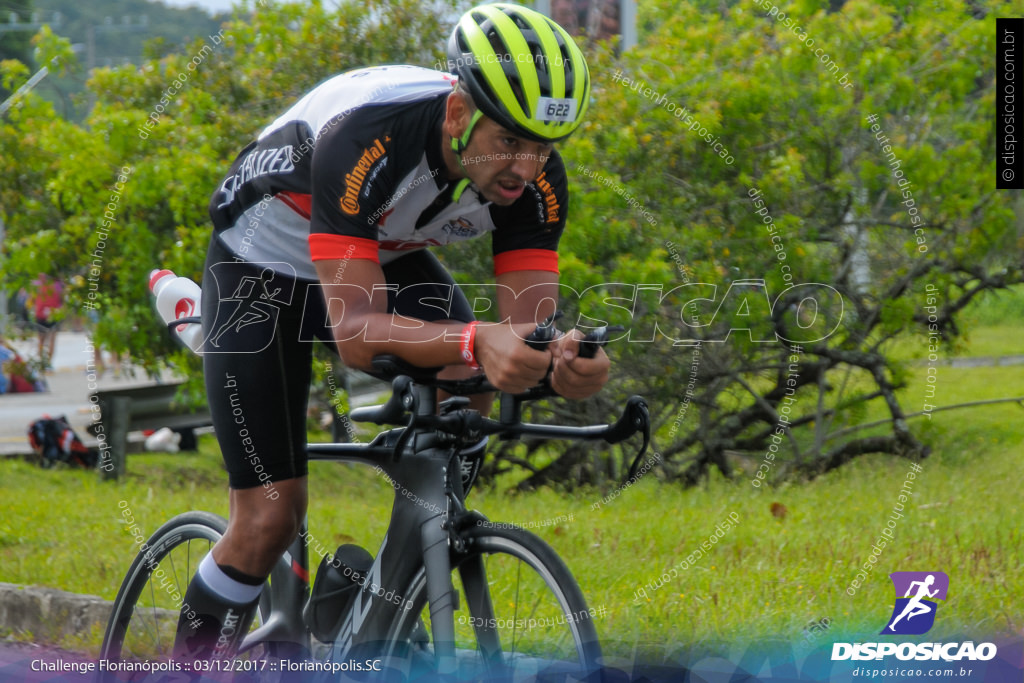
xmin=99 ymin=318 xmax=650 ymax=681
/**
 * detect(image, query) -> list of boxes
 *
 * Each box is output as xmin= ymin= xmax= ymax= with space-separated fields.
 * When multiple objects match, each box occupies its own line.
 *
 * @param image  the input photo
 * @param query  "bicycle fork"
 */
xmin=421 ymin=510 xmax=458 ymax=674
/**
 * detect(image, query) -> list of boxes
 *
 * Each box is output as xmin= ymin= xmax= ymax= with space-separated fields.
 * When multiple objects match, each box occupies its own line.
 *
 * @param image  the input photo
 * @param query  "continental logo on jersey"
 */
xmin=535 ymin=172 xmax=560 ymax=224
xmin=340 ymin=137 xmax=389 ymax=215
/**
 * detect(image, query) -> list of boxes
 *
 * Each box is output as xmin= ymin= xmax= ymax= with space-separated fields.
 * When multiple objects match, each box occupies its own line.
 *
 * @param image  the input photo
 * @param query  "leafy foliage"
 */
xmin=529 ymin=0 xmax=1021 ymax=488
xmin=1 ymin=0 xmax=1018 ymax=488
xmin=0 ymin=0 xmax=34 ymax=81
xmin=2 ymin=0 xmax=459 ymax=391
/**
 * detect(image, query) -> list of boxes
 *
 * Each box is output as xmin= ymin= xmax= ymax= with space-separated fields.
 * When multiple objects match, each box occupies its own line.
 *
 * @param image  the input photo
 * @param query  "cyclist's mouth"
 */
xmin=495 ymin=179 xmax=524 ymax=200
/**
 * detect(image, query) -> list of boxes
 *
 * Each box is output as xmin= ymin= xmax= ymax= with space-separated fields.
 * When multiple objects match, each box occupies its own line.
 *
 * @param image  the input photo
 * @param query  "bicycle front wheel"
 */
xmin=387 ymin=522 xmax=603 ymax=681
xmin=99 ymin=511 xmax=226 ymax=667
xmin=99 ymin=511 xmax=234 ymax=679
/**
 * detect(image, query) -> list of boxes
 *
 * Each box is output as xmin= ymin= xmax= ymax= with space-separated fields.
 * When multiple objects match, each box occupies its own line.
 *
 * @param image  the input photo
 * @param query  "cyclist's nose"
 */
xmin=508 ymin=154 xmax=541 ymax=182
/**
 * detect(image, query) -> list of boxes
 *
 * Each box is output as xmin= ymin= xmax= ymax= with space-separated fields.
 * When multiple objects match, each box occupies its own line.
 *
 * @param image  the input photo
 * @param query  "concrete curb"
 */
xmin=0 ymin=583 xmax=112 ymax=642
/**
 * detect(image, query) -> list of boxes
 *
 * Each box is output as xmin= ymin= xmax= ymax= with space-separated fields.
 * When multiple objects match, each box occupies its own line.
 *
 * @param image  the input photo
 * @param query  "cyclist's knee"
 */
xmin=224 ymin=478 xmax=307 ymax=560
xmin=236 ymin=514 xmax=301 ymax=557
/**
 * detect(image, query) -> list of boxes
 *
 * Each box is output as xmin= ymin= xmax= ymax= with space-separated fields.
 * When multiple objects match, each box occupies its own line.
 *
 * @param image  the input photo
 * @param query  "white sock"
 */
xmin=197 ymin=553 xmax=263 ymax=604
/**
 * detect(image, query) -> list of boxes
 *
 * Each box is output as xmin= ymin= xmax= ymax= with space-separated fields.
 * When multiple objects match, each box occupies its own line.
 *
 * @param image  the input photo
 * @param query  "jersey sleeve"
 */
xmin=308 ymin=107 xmax=399 ymax=264
xmin=489 ymin=150 xmax=569 ymax=276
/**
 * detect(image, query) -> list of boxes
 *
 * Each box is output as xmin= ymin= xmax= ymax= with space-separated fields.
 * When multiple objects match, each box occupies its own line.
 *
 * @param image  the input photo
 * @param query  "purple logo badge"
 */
xmin=882 ymin=572 xmax=949 ymax=635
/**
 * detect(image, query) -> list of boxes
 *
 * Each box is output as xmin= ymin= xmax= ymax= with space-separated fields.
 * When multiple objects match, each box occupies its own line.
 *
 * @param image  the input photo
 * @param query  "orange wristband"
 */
xmin=460 ymin=321 xmax=481 ymax=369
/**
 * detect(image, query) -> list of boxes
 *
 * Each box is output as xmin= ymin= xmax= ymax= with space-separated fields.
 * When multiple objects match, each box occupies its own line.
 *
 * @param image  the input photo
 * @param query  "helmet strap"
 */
xmin=451 ymin=109 xmax=483 ymax=154
xmin=450 ymin=109 xmax=483 ymax=202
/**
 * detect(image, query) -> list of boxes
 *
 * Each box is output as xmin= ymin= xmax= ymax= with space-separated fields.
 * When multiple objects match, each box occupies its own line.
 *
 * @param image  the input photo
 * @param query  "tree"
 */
xmin=483 ymin=0 xmax=1020 ymax=489
xmin=0 ymin=0 xmax=34 ymax=71
xmin=2 ymin=0 xmax=1017 ymax=492
xmin=1 ymin=0 xmax=458 ymax=396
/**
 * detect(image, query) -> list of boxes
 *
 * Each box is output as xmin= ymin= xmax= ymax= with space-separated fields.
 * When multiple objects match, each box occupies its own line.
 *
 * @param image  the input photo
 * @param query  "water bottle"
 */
xmin=149 ymin=269 xmax=204 ymax=355
xmin=144 ymin=427 xmax=181 ymax=453
xmin=304 ymin=544 xmax=374 ymax=642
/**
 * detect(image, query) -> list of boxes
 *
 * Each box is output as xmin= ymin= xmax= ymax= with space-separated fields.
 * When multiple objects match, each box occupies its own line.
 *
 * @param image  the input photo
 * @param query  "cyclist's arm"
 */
xmin=486 ymin=150 xmax=609 ymax=399
xmin=494 ymin=269 xmax=558 ymax=324
xmin=493 ymin=268 xmax=609 ymax=400
xmin=314 ymin=259 xmax=551 ymax=393
xmin=313 ymin=258 xmax=458 ymax=369
xmin=304 ymin=109 xmax=518 ymax=375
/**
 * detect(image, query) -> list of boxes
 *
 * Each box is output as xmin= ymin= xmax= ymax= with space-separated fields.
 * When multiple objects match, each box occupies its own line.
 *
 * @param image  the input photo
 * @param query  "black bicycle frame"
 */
xmin=236 ymin=370 xmax=648 ymax=673
xmin=238 ymin=382 xmax=469 ymax=672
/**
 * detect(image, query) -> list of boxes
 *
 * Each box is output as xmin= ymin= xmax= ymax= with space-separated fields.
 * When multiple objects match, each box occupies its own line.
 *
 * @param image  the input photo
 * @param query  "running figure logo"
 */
xmin=204 ymin=261 xmax=294 ymax=354
xmin=209 ymin=268 xmax=281 ymax=347
xmin=882 ymin=571 xmax=949 ymax=635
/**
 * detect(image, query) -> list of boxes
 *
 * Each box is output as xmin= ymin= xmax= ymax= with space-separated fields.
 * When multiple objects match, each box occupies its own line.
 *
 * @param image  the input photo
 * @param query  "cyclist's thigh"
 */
xmin=381 ymin=249 xmax=474 ymax=324
xmin=201 ymin=238 xmax=313 ymax=490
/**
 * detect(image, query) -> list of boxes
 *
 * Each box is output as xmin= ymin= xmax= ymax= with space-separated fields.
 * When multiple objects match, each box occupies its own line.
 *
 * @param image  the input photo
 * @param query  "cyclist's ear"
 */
xmin=444 ymin=91 xmax=474 ymax=141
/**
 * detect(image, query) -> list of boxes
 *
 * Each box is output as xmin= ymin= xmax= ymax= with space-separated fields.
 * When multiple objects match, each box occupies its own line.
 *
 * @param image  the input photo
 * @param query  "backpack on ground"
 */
xmin=27 ymin=415 xmax=99 ymax=469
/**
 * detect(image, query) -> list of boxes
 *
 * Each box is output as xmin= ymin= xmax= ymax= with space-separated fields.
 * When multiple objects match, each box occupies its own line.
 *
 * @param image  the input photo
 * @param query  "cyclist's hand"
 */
xmin=549 ymin=329 xmax=610 ymax=400
xmin=475 ymin=322 xmax=552 ymax=393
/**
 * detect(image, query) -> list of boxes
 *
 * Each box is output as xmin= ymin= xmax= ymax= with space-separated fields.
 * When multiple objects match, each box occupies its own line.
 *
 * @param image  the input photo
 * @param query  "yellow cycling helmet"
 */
xmin=447 ymin=3 xmax=591 ymax=144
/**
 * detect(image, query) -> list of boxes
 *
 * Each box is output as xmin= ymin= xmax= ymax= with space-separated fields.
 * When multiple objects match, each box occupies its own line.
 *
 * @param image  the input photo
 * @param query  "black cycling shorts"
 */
xmin=201 ymin=237 xmax=474 ymax=489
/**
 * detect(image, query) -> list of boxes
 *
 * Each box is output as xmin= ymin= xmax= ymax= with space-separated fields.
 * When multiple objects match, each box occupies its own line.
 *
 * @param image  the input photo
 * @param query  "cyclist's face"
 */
xmin=462 ymin=117 xmax=553 ymax=206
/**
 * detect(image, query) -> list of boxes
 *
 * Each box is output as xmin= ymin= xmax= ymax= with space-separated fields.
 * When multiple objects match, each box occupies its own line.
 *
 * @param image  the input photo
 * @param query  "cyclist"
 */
xmin=173 ymin=3 xmax=608 ymax=660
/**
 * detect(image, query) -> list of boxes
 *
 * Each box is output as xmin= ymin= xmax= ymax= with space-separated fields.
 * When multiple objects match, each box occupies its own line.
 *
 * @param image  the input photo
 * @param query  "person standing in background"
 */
xmin=31 ymin=274 xmax=63 ymax=371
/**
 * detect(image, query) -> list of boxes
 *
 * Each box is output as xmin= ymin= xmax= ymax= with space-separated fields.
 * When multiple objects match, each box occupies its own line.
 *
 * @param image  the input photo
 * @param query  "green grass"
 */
xmin=961 ymin=284 xmax=1024 ymax=327
xmin=886 ymin=322 xmax=1024 ymax=362
xmin=947 ymin=324 xmax=1024 ymax=359
xmin=2 ymin=406 xmax=1020 ymax=656
xmin=2 ymin=316 xmax=1022 ymax=657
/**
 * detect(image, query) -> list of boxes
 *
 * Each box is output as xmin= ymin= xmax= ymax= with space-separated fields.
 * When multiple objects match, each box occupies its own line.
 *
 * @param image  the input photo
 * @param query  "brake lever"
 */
xmin=524 ymin=311 xmax=563 ymax=351
xmin=604 ymin=396 xmax=651 ymax=482
xmin=350 ymin=376 xmax=413 ymax=425
xmin=393 ymin=412 xmax=417 ymax=462
xmin=577 ymin=325 xmax=625 ymax=359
